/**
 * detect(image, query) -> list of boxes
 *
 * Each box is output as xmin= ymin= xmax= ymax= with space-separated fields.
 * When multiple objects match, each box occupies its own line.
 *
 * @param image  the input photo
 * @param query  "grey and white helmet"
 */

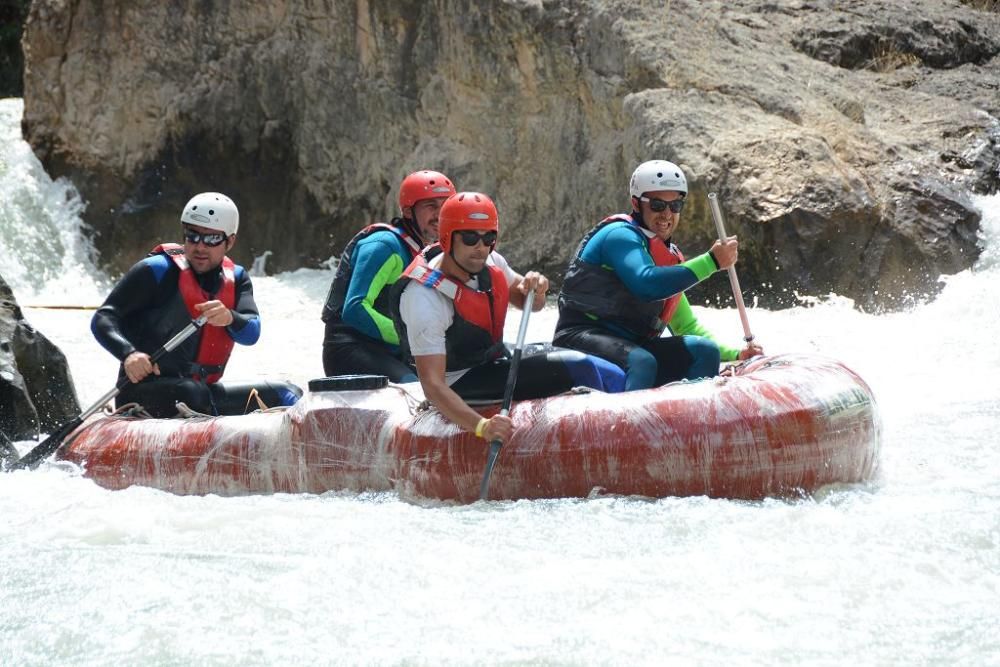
xmin=180 ymin=192 xmax=239 ymax=235
xmin=629 ymin=160 xmax=688 ymax=198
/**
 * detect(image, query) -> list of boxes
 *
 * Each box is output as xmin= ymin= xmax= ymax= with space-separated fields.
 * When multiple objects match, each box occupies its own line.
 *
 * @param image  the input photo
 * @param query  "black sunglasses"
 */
xmin=640 ymin=196 xmax=685 ymax=214
xmin=183 ymin=229 xmax=228 ymax=247
xmin=456 ymin=230 xmax=498 ymax=247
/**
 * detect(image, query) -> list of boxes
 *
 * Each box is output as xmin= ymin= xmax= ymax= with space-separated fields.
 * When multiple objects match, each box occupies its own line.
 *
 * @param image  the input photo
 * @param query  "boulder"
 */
xmin=20 ymin=0 xmax=1000 ymax=309
xmin=0 ymin=273 xmax=81 ymax=442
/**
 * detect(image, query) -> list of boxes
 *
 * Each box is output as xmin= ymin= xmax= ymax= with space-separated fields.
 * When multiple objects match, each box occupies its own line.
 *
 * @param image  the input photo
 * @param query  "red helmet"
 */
xmin=439 ymin=192 xmax=499 ymax=253
xmin=398 ymin=170 xmax=456 ymax=211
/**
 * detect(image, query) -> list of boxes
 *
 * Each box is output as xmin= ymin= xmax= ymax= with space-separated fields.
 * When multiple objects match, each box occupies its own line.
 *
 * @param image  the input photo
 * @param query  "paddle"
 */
xmin=478 ymin=286 xmax=536 ymax=501
xmin=0 ymin=431 xmax=19 ymax=470
xmin=8 ymin=316 xmax=207 ymax=471
xmin=708 ymin=193 xmax=755 ymax=345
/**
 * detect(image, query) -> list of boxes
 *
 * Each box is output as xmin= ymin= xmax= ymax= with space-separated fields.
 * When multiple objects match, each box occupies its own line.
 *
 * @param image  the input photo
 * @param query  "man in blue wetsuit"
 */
xmin=554 ymin=160 xmax=762 ymax=391
xmin=321 ymin=170 xmax=457 ymax=381
xmin=91 ymin=192 xmax=302 ymax=417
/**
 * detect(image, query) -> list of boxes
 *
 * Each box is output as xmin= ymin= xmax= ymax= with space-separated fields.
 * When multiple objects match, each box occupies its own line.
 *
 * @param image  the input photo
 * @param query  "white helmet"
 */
xmin=629 ymin=160 xmax=688 ymax=199
xmin=180 ymin=192 xmax=239 ymax=236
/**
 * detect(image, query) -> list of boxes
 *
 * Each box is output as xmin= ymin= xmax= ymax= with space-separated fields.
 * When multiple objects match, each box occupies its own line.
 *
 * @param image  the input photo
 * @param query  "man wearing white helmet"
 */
xmin=554 ymin=160 xmax=762 ymax=390
xmin=91 ymin=192 xmax=302 ymax=416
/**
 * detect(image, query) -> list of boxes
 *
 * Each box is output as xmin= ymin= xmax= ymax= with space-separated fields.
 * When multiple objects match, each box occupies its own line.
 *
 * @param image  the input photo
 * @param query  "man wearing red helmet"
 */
xmin=391 ymin=192 xmax=624 ymax=444
xmin=321 ymin=170 xmax=456 ymax=381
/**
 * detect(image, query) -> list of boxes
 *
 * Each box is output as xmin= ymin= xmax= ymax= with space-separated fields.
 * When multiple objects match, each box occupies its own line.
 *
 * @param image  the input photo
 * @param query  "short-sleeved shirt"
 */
xmin=398 ymin=251 xmax=518 ymax=385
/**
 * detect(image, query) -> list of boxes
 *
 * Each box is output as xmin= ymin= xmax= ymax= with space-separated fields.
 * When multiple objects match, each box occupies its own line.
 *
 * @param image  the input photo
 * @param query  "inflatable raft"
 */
xmin=57 ymin=353 xmax=881 ymax=501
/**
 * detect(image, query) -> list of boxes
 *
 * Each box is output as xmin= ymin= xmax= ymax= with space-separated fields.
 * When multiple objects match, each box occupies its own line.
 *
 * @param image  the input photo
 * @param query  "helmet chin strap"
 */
xmin=632 ymin=206 xmax=650 ymax=231
xmin=400 ymin=216 xmax=425 ymax=245
xmin=449 ymin=247 xmax=481 ymax=280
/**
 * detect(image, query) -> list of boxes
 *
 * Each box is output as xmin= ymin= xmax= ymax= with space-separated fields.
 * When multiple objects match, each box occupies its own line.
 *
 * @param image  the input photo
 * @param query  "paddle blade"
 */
xmin=479 ymin=439 xmax=503 ymax=501
xmin=7 ymin=417 xmax=84 ymax=471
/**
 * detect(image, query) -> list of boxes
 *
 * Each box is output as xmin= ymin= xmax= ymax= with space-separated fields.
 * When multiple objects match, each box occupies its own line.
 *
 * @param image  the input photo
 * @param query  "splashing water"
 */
xmin=0 ymin=99 xmax=110 ymax=305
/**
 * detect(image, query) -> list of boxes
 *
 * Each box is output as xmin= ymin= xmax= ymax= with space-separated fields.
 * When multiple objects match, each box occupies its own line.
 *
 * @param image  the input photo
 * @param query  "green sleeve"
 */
xmin=667 ymin=294 xmax=741 ymax=362
xmin=362 ymin=254 xmax=405 ymax=345
xmin=679 ymin=252 xmax=719 ymax=282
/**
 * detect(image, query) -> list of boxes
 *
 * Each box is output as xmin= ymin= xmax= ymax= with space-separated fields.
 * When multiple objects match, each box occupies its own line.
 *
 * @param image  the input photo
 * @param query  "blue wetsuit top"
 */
xmin=564 ymin=220 xmax=740 ymax=361
xmin=577 ymin=222 xmax=715 ymax=302
xmin=338 ymin=230 xmax=415 ymax=348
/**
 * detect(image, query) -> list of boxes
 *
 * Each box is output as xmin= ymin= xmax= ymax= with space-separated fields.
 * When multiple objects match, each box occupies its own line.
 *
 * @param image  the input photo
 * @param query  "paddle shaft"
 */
xmin=9 ymin=317 xmax=207 ymax=470
xmin=0 ymin=432 xmax=19 ymax=468
xmin=479 ymin=287 xmax=536 ymax=501
xmin=707 ymin=192 xmax=754 ymax=343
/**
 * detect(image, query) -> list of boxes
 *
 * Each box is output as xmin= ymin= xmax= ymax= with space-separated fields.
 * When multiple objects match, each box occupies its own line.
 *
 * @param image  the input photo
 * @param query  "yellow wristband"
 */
xmin=475 ymin=417 xmax=488 ymax=439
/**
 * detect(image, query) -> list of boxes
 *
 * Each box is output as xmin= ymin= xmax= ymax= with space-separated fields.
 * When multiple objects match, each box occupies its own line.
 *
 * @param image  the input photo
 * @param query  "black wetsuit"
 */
xmin=91 ymin=252 xmax=302 ymax=417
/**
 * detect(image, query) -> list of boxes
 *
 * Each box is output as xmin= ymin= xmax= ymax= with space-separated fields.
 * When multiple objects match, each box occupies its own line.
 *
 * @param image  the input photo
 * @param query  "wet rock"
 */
xmin=0 ymin=274 xmax=80 ymax=441
xmin=20 ymin=0 xmax=1000 ymax=309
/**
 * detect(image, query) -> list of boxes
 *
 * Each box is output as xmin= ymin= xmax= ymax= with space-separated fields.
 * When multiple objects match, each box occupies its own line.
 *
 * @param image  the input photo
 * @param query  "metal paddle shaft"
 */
xmin=479 ymin=287 xmax=536 ymax=501
xmin=9 ymin=316 xmax=207 ymax=471
xmin=707 ymin=193 xmax=754 ymax=344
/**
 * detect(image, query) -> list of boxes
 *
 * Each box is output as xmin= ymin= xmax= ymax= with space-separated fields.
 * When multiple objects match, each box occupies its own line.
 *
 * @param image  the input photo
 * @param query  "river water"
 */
xmin=2 ymin=98 xmax=998 ymax=666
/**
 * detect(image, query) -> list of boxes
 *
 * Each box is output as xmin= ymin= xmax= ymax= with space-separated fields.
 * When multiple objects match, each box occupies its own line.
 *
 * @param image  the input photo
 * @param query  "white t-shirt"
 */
xmin=398 ymin=251 xmax=519 ymax=385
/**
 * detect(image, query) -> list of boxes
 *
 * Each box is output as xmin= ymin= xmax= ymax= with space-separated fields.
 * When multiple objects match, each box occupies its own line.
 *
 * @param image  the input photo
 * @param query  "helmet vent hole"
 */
xmin=208 ymin=209 xmax=215 ymax=215
xmin=656 ymin=172 xmax=663 ymax=178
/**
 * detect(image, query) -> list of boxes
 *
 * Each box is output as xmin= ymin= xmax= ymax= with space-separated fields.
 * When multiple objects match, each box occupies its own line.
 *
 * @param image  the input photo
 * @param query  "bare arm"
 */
xmin=414 ymin=354 xmax=513 ymax=442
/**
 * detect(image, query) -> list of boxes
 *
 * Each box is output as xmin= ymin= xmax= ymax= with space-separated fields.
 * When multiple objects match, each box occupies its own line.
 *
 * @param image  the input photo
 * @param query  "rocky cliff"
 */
xmin=20 ymin=0 xmax=1000 ymax=309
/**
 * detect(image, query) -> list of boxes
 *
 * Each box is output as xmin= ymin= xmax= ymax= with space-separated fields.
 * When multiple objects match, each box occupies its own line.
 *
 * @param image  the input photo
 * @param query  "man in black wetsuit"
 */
xmin=91 ymin=192 xmax=302 ymax=417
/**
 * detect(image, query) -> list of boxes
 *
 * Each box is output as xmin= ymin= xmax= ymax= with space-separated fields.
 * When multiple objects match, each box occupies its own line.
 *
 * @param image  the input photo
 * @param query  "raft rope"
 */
xmin=388 ymin=383 xmax=430 ymax=415
xmin=175 ymin=402 xmax=213 ymax=418
xmin=719 ymin=356 xmax=757 ymax=377
xmin=243 ymin=388 xmax=270 ymax=413
xmin=391 ymin=383 xmax=598 ymax=418
xmin=112 ymin=402 xmax=153 ymax=418
xmin=174 ymin=396 xmax=290 ymax=419
xmin=52 ymin=402 xmax=152 ymax=453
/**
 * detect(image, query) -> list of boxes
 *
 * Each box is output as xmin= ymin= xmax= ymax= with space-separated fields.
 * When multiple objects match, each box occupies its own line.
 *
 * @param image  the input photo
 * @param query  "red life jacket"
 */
xmin=391 ymin=244 xmax=509 ymax=371
xmin=151 ymin=243 xmax=236 ymax=383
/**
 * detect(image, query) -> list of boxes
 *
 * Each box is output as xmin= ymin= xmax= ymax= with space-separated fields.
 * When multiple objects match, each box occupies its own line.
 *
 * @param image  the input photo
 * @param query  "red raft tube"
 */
xmin=58 ymin=353 xmax=881 ymax=502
